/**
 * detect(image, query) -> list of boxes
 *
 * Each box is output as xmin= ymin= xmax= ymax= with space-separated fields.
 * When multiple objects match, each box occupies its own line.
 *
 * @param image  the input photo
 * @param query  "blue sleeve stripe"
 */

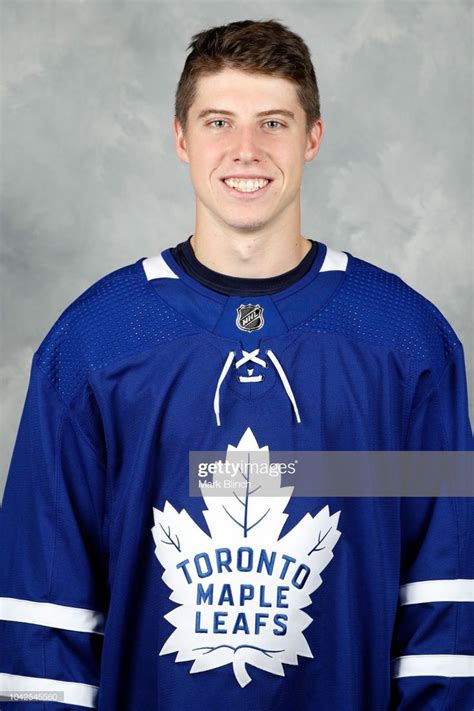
xmin=0 ymin=672 xmax=98 ymax=708
xmin=399 ymin=579 xmax=474 ymax=605
xmin=0 ymin=598 xmax=105 ymax=635
xmin=392 ymin=654 xmax=474 ymax=678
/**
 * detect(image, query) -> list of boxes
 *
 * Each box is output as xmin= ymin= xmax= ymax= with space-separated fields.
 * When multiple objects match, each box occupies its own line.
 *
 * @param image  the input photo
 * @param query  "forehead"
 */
xmin=190 ymin=67 xmax=301 ymax=115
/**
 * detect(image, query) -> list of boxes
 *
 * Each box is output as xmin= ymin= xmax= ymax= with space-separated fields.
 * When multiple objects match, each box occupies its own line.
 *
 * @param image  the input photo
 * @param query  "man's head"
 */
xmin=173 ymin=19 xmax=323 ymax=235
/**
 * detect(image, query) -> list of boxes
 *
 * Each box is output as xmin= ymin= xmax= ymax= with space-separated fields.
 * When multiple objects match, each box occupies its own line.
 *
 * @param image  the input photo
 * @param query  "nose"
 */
xmin=232 ymin=126 xmax=263 ymax=163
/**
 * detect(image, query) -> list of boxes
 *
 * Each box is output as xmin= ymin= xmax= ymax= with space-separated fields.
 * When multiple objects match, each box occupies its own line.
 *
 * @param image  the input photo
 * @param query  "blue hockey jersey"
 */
xmin=1 ymin=241 xmax=473 ymax=710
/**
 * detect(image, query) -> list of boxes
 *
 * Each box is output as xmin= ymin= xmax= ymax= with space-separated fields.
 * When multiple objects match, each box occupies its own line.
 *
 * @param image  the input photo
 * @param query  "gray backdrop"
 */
xmin=1 ymin=1 xmax=472 ymax=500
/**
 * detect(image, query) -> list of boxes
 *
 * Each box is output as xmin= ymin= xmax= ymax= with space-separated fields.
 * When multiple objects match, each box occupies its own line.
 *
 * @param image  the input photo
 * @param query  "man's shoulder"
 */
xmin=346 ymin=250 xmax=454 ymax=326
xmin=318 ymin=248 xmax=463 ymax=375
xmin=33 ymin=256 xmax=194 ymax=404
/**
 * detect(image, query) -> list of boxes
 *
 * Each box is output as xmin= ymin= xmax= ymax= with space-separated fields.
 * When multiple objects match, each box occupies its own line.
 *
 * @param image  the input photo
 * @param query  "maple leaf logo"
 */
xmin=152 ymin=427 xmax=341 ymax=687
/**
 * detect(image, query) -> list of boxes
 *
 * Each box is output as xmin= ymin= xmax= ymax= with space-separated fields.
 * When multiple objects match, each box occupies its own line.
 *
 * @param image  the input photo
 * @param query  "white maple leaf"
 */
xmin=152 ymin=427 xmax=341 ymax=688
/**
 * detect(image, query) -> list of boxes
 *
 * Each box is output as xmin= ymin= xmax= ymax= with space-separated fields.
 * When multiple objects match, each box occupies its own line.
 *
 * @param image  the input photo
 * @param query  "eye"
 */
xmin=207 ymin=119 xmax=284 ymax=129
xmin=208 ymin=119 xmax=228 ymax=128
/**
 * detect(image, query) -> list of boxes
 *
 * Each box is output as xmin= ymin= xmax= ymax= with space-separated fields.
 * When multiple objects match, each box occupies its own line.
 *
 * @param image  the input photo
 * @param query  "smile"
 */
xmin=220 ymin=178 xmax=273 ymax=199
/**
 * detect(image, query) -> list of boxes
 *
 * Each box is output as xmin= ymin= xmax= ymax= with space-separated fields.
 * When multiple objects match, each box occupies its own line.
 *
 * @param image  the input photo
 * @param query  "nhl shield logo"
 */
xmin=236 ymin=304 xmax=264 ymax=332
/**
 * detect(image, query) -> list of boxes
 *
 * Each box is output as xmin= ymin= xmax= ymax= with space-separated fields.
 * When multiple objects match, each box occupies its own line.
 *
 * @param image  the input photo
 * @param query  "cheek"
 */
xmin=190 ymin=142 xmax=224 ymax=178
xmin=265 ymin=141 xmax=303 ymax=173
xmin=283 ymin=151 xmax=305 ymax=181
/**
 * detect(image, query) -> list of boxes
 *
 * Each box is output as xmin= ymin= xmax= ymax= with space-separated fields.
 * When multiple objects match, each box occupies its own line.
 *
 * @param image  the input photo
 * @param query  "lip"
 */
xmin=219 ymin=177 xmax=274 ymax=200
xmin=220 ymin=175 xmax=273 ymax=180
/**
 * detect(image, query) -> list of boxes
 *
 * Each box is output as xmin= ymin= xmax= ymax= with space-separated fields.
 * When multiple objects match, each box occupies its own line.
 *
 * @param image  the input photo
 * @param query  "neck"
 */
xmin=190 ymin=224 xmax=312 ymax=279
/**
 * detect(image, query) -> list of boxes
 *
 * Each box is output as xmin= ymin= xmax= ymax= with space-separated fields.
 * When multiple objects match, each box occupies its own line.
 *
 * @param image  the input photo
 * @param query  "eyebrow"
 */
xmin=196 ymin=108 xmax=296 ymax=120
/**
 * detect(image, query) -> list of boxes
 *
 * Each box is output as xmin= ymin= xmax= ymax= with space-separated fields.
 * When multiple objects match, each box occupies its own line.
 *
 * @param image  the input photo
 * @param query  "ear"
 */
xmin=304 ymin=118 xmax=323 ymax=162
xmin=173 ymin=116 xmax=190 ymax=164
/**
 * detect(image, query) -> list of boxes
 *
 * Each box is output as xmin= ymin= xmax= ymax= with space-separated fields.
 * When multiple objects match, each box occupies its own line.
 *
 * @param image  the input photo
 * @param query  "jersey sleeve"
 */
xmin=404 ymin=340 xmax=473 ymax=451
xmin=391 ymin=338 xmax=474 ymax=707
xmin=390 ymin=497 xmax=474 ymax=708
xmin=0 ymin=353 xmax=108 ymax=710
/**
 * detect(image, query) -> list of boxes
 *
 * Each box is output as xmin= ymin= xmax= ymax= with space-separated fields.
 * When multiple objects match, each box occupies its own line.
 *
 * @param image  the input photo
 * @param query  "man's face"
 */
xmin=174 ymin=67 xmax=322 ymax=234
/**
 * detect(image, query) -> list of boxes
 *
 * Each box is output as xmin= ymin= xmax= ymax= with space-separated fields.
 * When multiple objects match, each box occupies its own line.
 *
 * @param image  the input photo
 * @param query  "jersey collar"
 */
xmin=140 ymin=242 xmax=350 ymax=344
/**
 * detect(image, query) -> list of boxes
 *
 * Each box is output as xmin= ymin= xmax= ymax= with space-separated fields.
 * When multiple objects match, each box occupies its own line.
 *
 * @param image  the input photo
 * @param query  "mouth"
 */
xmin=220 ymin=177 xmax=274 ymax=200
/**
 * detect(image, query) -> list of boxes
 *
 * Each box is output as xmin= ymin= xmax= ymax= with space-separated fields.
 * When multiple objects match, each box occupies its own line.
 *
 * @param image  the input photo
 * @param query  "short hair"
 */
xmin=175 ymin=19 xmax=321 ymax=135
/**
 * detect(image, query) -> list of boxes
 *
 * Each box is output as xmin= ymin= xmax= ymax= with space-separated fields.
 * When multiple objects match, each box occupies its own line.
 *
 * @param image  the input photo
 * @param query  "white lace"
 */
xmin=213 ymin=348 xmax=301 ymax=426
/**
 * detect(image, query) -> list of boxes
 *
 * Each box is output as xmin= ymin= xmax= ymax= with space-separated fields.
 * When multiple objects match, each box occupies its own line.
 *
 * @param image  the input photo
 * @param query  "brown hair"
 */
xmin=175 ymin=19 xmax=320 ymax=135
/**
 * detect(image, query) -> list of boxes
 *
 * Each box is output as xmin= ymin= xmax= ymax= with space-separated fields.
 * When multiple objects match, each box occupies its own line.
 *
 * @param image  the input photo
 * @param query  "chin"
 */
xmin=224 ymin=221 xmax=269 ymax=233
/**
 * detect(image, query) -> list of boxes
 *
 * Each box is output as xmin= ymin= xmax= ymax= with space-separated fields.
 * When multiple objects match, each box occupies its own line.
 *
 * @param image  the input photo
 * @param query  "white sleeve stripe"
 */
xmin=0 ymin=673 xmax=98 ymax=708
xmin=0 ymin=597 xmax=105 ymax=635
xmin=319 ymin=246 xmax=348 ymax=273
xmin=142 ymin=254 xmax=180 ymax=281
xmin=392 ymin=654 xmax=474 ymax=678
xmin=399 ymin=579 xmax=474 ymax=605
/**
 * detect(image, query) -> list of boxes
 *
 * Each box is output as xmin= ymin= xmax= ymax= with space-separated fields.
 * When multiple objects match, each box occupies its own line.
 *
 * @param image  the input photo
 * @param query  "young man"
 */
xmin=1 ymin=18 xmax=473 ymax=711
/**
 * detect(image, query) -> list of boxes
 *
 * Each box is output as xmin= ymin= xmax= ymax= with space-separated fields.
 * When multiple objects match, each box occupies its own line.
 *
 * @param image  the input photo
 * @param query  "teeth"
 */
xmin=224 ymin=178 xmax=269 ymax=192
